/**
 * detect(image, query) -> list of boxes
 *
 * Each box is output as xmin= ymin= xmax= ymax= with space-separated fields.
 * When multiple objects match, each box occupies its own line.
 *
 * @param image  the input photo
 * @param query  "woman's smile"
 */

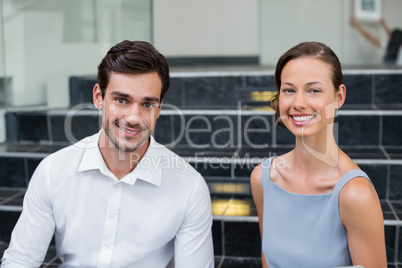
xmin=290 ymin=113 xmax=316 ymax=126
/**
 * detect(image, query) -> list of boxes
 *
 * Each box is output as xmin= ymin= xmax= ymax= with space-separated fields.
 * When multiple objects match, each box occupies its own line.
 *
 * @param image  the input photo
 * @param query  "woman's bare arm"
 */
xmin=250 ymin=165 xmax=269 ymax=268
xmin=339 ymin=177 xmax=387 ymax=268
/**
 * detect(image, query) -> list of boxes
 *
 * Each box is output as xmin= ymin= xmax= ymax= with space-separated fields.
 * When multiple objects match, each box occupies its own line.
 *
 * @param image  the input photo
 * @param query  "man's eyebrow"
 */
xmin=144 ymin=97 xmax=160 ymax=103
xmin=110 ymin=92 xmax=160 ymax=102
xmin=110 ymin=91 xmax=130 ymax=98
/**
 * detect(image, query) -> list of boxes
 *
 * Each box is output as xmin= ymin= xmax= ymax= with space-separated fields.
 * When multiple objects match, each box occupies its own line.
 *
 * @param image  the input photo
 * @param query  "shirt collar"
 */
xmin=78 ymin=134 xmax=163 ymax=187
xmin=77 ymin=132 xmax=111 ymax=176
xmin=125 ymin=136 xmax=163 ymax=187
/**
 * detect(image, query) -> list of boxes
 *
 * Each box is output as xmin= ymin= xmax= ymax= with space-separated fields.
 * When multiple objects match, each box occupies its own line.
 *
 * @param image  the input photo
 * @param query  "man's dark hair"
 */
xmin=97 ymin=40 xmax=170 ymax=101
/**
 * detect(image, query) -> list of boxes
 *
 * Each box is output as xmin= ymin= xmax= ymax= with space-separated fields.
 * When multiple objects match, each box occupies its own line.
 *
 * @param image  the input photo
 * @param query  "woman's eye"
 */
xmin=310 ymin=89 xmax=321 ymax=93
xmin=281 ymin=89 xmax=294 ymax=93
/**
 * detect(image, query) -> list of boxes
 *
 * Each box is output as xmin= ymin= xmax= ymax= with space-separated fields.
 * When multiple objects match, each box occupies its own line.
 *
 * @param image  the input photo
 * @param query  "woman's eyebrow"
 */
xmin=305 ymin=81 xmax=323 ymax=86
xmin=282 ymin=82 xmax=294 ymax=86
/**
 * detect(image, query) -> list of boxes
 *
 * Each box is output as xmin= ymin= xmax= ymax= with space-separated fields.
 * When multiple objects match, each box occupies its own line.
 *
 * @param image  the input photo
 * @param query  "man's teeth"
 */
xmin=119 ymin=126 xmax=139 ymax=134
xmin=292 ymin=115 xmax=314 ymax=122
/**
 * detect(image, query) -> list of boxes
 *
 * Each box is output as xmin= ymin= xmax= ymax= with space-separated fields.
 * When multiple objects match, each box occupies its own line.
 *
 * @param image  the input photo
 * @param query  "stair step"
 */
xmin=2 ymin=68 xmax=402 ymax=264
xmin=68 ymin=69 xmax=402 ymax=109
xmin=0 ymin=186 xmax=401 ymax=263
xmin=0 ymin=185 xmax=401 ymax=224
xmin=5 ymin=108 xmax=402 ymax=148
xmin=1 ymin=142 xmax=402 ymax=200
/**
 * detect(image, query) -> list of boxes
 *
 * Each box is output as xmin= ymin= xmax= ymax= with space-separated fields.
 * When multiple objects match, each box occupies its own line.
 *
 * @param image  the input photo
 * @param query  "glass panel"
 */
xmin=0 ymin=0 xmax=152 ymax=108
xmin=0 ymin=1 xmax=8 ymax=108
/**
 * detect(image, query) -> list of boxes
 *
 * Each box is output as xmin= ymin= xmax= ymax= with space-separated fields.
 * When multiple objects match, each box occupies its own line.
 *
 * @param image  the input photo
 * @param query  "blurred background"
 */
xmin=1 ymin=1 xmax=402 ymax=266
xmin=0 ymin=0 xmax=401 ymax=110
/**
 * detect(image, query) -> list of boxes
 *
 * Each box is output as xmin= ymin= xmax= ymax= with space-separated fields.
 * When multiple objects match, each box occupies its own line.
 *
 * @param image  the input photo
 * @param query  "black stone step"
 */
xmin=0 ymin=243 xmax=263 ymax=268
xmin=1 ymin=242 xmax=401 ymax=268
xmin=0 ymin=189 xmax=401 ymax=263
xmin=69 ymin=69 xmax=402 ymax=108
xmin=1 ymin=181 xmax=401 ymax=223
xmin=1 ymin=142 xmax=402 ymax=200
xmin=5 ymin=108 xmax=402 ymax=148
xmin=2 ymin=68 xmax=402 ymax=264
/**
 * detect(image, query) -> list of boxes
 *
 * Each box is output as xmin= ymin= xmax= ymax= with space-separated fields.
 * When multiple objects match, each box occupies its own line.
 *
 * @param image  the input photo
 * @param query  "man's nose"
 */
xmin=127 ymin=103 xmax=141 ymax=116
xmin=124 ymin=104 xmax=143 ymax=124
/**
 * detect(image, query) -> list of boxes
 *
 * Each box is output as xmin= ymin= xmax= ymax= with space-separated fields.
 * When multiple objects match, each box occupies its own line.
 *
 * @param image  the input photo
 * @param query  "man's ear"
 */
xmin=336 ymin=84 xmax=346 ymax=109
xmin=93 ymin=83 xmax=103 ymax=110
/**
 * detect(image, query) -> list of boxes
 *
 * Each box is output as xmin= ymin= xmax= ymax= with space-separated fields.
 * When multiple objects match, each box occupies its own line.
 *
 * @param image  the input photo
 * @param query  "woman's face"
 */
xmin=278 ymin=57 xmax=345 ymax=138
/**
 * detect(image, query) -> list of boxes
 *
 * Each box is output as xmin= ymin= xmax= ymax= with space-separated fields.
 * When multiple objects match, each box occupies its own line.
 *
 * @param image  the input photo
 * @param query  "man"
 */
xmin=1 ymin=41 xmax=214 ymax=267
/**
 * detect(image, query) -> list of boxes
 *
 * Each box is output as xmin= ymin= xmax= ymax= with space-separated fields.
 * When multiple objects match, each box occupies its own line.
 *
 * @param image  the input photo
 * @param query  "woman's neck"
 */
xmin=292 ymin=127 xmax=340 ymax=170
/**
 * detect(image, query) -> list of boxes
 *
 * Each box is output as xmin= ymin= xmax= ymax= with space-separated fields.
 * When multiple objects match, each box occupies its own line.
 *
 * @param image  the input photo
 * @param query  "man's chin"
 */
xmin=116 ymin=137 xmax=149 ymax=153
xmin=116 ymin=145 xmax=140 ymax=153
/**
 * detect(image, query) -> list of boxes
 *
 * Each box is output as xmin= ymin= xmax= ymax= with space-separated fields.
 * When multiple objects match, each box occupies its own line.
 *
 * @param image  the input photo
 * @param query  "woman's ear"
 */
xmin=336 ymin=84 xmax=346 ymax=109
xmin=93 ymin=83 xmax=103 ymax=110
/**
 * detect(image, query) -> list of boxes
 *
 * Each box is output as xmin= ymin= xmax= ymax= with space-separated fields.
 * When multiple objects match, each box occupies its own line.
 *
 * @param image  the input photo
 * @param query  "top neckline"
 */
xmin=265 ymin=156 xmax=366 ymax=197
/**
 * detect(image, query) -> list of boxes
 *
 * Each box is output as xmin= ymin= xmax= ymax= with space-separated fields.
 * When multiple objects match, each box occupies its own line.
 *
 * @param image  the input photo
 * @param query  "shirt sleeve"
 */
xmin=173 ymin=174 xmax=214 ymax=268
xmin=1 ymin=157 xmax=55 ymax=268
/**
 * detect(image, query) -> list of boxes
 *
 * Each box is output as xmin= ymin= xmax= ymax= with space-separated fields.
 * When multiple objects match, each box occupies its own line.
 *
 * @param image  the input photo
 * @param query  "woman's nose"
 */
xmin=293 ymin=92 xmax=306 ymax=110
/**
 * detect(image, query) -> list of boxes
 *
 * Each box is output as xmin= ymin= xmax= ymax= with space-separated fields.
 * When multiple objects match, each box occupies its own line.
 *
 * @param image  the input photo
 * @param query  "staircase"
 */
xmin=1 ymin=68 xmax=402 ymax=267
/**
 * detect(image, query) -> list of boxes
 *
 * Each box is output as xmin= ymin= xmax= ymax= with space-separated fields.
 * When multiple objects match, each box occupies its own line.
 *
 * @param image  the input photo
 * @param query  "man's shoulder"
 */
xmin=151 ymin=139 xmax=202 ymax=179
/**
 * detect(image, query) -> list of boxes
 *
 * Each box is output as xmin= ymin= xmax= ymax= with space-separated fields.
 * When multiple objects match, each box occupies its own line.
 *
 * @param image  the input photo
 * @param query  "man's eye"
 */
xmin=117 ymin=99 xmax=125 ymax=104
xmin=144 ymin=103 xmax=153 ymax=108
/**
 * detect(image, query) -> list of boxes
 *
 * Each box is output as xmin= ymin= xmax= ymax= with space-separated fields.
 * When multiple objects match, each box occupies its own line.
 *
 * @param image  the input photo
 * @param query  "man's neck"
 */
xmin=98 ymin=133 xmax=150 ymax=180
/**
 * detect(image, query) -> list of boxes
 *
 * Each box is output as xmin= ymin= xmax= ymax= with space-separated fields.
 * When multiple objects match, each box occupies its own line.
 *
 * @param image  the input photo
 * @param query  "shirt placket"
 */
xmin=97 ymin=182 xmax=123 ymax=268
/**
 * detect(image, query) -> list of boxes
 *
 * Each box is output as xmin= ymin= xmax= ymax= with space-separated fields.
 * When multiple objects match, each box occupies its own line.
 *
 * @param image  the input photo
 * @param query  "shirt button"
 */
xmin=114 ymin=183 xmax=120 ymax=188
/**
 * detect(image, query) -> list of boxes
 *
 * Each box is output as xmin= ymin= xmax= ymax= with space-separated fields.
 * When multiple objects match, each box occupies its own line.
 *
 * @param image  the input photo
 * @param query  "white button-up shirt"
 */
xmin=1 ymin=134 xmax=214 ymax=268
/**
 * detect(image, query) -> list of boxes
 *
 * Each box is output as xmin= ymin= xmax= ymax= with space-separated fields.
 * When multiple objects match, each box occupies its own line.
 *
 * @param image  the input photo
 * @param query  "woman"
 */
xmin=250 ymin=42 xmax=386 ymax=268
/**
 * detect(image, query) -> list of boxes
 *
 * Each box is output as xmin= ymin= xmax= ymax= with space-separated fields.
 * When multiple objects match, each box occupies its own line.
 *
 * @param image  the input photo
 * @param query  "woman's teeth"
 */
xmin=292 ymin=115 xmax=314 ymax=122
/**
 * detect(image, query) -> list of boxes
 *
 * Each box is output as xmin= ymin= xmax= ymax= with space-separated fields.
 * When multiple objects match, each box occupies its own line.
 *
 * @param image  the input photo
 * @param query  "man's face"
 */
xmin=94 ymin=71 xmax=162 ymax=153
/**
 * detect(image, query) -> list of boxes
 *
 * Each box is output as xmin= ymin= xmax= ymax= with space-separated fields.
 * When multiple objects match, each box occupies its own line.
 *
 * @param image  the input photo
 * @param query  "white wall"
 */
xmin=1 ymin=0 xmax=152 ymax=107
xmin=153 ymin=0 xmax=259 ymax=57
xmin=260 ymin=0 xmax=402 ymax=66
xmin=4 ymin=11 xmax=102 ymax=107
xmin=153 ymin=0 xmax=402 ymax=64
xmin=2 ymin=0 xmax=402 ymax=108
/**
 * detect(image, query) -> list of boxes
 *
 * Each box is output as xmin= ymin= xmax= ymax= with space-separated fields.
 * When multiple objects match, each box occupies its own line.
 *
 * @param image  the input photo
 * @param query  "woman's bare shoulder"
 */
xmin=250 ymin=162 xmax=263 ymax=184
xmin=339 ymin=176 xmax=377 ymax=206
xmin=338 ymin=151 xmax=375 ymax=204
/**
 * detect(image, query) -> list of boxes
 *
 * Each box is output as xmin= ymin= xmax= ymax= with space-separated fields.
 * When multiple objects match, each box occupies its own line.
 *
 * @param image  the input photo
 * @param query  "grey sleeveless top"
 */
xmin=261 ymin=157 xmax=371 ymax=268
